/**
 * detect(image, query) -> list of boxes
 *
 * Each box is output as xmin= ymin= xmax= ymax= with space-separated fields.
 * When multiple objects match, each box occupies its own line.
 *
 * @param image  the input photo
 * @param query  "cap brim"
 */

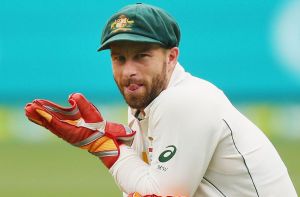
xmin=97 ymin=33 xmax=164 ymax=51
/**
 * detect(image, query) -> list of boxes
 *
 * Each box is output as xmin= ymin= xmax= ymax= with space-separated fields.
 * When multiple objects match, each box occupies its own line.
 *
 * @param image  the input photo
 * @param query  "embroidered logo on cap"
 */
xmin=110 ymin=15 xmax=134 ymax=33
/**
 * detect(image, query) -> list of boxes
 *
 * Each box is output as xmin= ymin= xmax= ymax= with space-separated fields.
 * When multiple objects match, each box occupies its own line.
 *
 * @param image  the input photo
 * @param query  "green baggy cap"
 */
xmin=98 ymin=3 xmax=180 ymax=51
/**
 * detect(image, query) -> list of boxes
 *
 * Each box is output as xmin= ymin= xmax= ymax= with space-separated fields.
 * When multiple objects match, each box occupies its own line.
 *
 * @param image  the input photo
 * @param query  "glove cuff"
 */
xmin=72 ymin=123 xmax=135 ymax=169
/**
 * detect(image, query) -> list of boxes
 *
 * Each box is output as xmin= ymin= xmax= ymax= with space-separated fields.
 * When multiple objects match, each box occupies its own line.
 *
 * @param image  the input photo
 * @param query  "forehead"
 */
xmin=110 ymin=41 xmax=163 ymax=53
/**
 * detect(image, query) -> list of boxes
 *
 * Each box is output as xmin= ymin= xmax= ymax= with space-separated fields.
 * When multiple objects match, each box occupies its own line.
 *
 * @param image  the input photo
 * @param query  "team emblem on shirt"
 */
xmin=158 ymin=145 xmax=177 ymax=162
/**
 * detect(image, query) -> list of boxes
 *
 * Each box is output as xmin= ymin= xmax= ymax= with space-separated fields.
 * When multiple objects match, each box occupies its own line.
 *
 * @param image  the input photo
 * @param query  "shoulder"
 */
xmin=148 ymin=75 xmax=227 ymax=140
xmin=157 ymin=76 xmax=226 ymax=112
xmin=149 ymin=75 xmax=230 ymax=125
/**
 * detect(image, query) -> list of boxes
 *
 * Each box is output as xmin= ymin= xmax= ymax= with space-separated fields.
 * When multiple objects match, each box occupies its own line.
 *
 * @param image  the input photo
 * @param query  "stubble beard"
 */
xmin=115 ymin=62 xmax=168 ymax=110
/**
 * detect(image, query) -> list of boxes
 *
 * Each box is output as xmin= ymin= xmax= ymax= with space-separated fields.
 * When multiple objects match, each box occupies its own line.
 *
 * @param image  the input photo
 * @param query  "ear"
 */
xmin=166 ymin=47 xmax=179 ymax=72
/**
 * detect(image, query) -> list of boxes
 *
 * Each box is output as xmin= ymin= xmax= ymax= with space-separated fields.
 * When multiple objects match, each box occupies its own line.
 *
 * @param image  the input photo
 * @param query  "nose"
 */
xmin=123 ymin=59 xmax=138 ymax=78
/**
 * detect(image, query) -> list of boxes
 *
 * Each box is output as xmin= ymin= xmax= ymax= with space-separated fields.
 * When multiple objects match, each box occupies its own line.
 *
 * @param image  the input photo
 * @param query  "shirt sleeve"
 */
xmin=110 ymin=87 xmax=225 ymax=196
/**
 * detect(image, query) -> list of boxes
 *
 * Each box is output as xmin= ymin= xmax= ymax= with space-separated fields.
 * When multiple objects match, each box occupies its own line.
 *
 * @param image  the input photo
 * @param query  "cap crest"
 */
xmin=110 ymin=15 xmax=134 ymax=33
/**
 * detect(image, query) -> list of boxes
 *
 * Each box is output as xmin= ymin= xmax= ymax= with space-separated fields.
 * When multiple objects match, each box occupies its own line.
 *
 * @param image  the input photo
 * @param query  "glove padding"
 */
xmin=24 ymin=93 xmax=135 ymax=168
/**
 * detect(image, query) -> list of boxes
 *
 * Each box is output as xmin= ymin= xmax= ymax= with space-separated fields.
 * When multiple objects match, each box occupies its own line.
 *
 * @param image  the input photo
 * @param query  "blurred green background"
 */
xmin=0 ymin=0 xmax=300 ymax=196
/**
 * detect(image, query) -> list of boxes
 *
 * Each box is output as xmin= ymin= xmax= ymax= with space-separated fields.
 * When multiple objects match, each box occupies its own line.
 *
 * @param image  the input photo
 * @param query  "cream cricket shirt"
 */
xmin=110 ymin=63 xmax=297 ymax=197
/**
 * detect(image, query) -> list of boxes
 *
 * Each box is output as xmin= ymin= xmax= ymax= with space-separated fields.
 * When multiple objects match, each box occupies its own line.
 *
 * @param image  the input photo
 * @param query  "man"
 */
xmin=25 ymin=3 xmax=297 ymax=197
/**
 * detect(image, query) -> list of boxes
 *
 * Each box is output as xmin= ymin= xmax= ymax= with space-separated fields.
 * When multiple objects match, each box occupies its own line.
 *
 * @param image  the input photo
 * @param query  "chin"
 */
xmin=125 ymin=96 xmax=148 ymax=109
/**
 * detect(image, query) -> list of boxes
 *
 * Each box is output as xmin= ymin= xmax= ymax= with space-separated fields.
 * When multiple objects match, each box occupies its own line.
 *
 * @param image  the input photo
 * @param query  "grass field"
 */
xmin=0 ymin=137 xmax=299 ymax=197
xmin=0 ymin=140 xmax=121 ymax=197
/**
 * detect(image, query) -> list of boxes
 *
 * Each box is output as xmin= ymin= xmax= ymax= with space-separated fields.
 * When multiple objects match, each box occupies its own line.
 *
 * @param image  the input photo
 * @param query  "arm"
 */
xmin=110 ymin=90 xmax=224 ymax=196
xmin=24 ymin=92 xmax=223 ymax=196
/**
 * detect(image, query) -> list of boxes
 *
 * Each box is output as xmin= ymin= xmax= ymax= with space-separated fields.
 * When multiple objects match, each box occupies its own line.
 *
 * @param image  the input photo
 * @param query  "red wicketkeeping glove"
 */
xmin=24 ymin=93 xmax=135 ymax=168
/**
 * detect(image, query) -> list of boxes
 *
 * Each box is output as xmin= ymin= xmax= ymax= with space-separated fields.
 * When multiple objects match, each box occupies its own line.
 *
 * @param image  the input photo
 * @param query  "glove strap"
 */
xmin=91 ymin=150 xmax=119 ymax=157
xmin=72 ymin=130 xmax=105 ymax=147
xmin=72 ymin=130 xmax=120 ymax=168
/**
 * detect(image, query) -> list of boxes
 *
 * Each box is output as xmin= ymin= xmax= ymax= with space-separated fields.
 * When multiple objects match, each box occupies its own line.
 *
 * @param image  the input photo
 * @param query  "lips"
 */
xmin=126 ymin=83 xmax=143 ymax=92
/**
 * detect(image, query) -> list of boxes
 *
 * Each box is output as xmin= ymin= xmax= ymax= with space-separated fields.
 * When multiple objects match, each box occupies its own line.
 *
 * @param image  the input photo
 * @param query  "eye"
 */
xmin=136 ymin=53 xmax=149 ymax=59
xmin=111 ymin=55 xmax=126 ymax=64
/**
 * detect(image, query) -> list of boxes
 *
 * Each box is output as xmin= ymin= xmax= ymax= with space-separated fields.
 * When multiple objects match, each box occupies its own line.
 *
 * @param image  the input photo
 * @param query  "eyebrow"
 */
xmin=110 ymin=51 xmax=121 ymax=56
xmin=139 ymin=44 xmax=163 ymax=52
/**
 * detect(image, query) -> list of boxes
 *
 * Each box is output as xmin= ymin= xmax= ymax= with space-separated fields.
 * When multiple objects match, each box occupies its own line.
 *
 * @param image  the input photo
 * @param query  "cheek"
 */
xmin=112 ymin=72 xmax=122 ymax=87
xmin=112 ymin=67 xmax=122 ymax=79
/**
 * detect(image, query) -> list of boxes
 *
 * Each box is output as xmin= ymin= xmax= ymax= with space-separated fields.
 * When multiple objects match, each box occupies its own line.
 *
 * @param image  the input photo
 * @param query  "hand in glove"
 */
xmin=24 ymin=93 xmax=135 ymax=168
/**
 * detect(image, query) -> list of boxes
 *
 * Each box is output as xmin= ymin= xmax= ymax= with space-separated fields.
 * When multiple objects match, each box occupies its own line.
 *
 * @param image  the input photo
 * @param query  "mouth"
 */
xmin=125 ymin=83 xmax=143 ymax=92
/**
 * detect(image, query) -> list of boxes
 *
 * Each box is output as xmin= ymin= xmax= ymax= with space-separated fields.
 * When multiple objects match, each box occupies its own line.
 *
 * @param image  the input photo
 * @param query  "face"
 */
xmin=110 ymin=41 xmax=178 ymax=110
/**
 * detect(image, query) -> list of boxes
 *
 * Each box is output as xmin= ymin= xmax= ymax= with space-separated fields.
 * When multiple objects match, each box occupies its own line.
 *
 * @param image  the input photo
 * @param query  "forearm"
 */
xmin=110 ymin=145 xmax=161 ymax=195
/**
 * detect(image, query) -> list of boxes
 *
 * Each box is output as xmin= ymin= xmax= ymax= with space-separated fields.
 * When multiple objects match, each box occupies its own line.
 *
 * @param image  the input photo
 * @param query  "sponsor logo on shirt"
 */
xmin=158 ymin=145 xmax=177 ymax=162
xmin=157 ymin=164 xmax=168 ymax=172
